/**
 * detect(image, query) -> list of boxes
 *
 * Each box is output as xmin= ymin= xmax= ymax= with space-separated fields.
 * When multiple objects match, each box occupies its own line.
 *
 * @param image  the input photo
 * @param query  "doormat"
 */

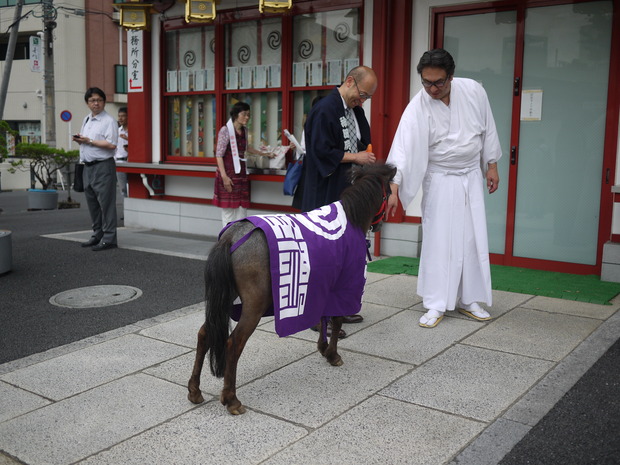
xmin=367 ymin=256 xmax=620 ymax=305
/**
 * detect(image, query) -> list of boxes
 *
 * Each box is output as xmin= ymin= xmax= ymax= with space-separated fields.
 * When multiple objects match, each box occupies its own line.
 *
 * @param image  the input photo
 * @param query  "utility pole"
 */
xmin=42 ymin=0 xmax=56 ymax=148
xmin=0 ymin=0 xmax=25 ymax=120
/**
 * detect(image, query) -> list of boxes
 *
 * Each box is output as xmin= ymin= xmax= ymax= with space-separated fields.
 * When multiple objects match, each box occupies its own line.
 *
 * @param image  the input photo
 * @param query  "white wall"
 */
xmin=0 ymin=160 xmax=30 ymax=190
xmin=0 ymin=1 xmax=111 ymax=152
xmin=49 ymin=3 xmax=89 ymax=151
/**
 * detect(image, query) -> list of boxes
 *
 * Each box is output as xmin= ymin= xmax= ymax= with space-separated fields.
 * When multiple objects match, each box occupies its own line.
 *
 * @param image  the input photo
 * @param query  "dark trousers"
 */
xmin=84 ymin=158 xmax=117 ymax=244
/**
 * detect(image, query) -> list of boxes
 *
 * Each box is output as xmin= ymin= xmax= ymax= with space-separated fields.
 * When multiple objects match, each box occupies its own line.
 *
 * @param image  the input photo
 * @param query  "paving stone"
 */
xmin=0 ymin=334 xmax=189 ymax=400
xmin=263 ymin=396 xmax=485 ymax=465
xmin=363 ymin=274 xmax=422 ymax=309
xmin=237 ymin=351 xmax=410 ymax=428
xmin=365 ymin=270 xmax=392 ymax=284
xmin=520 ymin=295 xmax=619 ymax=319
xmin=139 ymin=310 xmax=206 ymax=348
xmin=463 ymin=308 xmax=601 ymax=361
xmin=145 ymin=329 xmax=316 ymax=396
xmin=80 ymin=402 xmax=307 ymax=465
xmin=381 ymin=344 xmax=553 ymax=422
xmin=449 ymin=418 xmax=532 ymax=465
xmin=340 ymin=308 xmax=480 ymax=365
xmin=0 ymin=381 xmax=50 ymax=423
xmin=0 ymin=374 xmax=194 ymax=465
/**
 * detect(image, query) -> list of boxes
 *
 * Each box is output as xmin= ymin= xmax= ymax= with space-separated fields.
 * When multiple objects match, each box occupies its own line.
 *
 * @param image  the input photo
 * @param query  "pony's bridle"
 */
xmin=369 ymin=184 xmax=389 ymax=232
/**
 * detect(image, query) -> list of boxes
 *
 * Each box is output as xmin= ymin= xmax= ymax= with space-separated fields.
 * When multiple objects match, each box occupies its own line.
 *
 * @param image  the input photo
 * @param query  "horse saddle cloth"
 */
xmin=224 ymin=201 xmax=367 ymax=337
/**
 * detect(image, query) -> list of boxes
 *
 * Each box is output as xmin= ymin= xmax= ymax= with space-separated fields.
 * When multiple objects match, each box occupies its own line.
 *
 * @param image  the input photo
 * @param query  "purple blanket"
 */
xmin=223 ymin=202 xmax=367 ymax=337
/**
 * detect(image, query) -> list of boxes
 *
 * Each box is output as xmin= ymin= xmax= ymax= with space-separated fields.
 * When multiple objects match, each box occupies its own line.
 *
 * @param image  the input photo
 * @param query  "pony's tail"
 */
xmin=204 ymin=239 xmax=235 ymax=378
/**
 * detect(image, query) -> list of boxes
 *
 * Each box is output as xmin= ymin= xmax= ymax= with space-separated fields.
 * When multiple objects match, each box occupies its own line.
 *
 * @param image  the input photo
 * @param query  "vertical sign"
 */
xmin=520 ymin=90 xmax=543 ymax=121
xmin=29 ymin=36 xmax=42 ymax=73
xmin=128 ymin=29 xmax=143 ymax=92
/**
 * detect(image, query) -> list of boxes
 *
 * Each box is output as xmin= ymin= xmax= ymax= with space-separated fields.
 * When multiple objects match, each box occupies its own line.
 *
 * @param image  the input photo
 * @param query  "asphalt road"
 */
xmin=499 ymin=338 xmax=620 ymax=465
xmin=0 ymin=190 xmax=206 ymax=364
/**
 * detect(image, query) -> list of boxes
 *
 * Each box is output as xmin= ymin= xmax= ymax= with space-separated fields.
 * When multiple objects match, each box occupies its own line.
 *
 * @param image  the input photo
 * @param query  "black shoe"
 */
xmin=342 ymin=314 xmax=364 ymax=324
xmin=81 ymin=237 xmax=101 ymax=247
xmin=91 ymin=242 xmax=117 ymax=251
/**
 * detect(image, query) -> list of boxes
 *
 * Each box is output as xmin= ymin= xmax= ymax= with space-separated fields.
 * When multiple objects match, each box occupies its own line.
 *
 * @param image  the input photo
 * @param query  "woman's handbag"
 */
xmin=73 ymin=163 xmax=84 ymax=192
xmin=283 ymin=158 xmax=303 ymax=196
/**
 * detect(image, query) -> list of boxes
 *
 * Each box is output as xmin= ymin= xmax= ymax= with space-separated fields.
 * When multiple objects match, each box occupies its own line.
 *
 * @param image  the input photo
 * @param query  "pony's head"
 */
xmin=341 ymin=163 xmax=397 ymax=233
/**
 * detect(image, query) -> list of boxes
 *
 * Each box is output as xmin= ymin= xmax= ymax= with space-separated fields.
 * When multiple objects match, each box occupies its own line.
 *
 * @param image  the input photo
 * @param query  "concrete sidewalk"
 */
xmin=1 ymin=227 xmax=619 ymax=464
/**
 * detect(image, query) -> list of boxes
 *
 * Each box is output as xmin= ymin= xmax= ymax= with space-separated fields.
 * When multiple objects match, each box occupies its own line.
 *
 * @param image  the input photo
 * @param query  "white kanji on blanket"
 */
xmin=261 ymin=215 xmax=310 ymax=319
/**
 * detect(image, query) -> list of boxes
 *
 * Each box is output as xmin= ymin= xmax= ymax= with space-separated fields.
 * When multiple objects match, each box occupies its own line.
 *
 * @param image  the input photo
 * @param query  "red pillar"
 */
xmin=371 ymin=0 xmax=413 ymax=223
xmin=127 ymin=30 xmax=153 ymax=199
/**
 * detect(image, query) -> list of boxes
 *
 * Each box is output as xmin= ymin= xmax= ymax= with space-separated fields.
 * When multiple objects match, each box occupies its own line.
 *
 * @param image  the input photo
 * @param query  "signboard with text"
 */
xmin=29 ymin=36 xmax=42 ymax=73
xmin=128 ymin=29 xmax=144 ymax=92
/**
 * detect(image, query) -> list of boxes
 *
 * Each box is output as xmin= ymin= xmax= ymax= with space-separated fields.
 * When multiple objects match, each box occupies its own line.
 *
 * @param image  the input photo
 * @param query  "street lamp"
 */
xmin=185 ymin=0 xmax=216 ymax=23
xmin=119 ymin=1 xmax=152 ymax=30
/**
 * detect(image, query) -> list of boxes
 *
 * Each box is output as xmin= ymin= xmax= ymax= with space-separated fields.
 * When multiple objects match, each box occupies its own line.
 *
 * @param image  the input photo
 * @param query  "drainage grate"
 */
xmin=50 ymin=285 xmax=143 ymax=309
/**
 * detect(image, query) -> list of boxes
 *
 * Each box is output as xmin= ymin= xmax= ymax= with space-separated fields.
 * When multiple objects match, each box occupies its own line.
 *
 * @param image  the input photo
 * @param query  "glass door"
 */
xmin=439 ymin=0 xmax=614 ymax=270
xmin=513 ymin=1 xmax=612 ymax=265
xmin=443 ymin=10 xmax=517 ymax=254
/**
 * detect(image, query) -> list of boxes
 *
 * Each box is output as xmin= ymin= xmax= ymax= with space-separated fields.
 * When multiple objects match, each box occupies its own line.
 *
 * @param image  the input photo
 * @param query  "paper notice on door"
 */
xmin=521 ymin=90 xmax=543 ymax=121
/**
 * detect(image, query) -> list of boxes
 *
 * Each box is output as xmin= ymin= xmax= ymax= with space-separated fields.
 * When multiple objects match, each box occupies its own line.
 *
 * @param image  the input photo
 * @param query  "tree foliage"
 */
xmin=9 ymin=143 xmax=79 ymax=190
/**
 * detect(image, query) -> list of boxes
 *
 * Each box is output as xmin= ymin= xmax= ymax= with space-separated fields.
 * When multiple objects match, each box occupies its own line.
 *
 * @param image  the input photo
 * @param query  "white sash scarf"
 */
xmin=227 ymin=119 xmax=246 ymax=174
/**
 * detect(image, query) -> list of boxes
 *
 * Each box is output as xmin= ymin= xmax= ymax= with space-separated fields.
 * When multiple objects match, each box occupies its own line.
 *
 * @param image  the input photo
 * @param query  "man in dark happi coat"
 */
xmin=294 ymin=65 xmax=378 ymax=330
xmin=295 ymin=66 xmax=377 ymax=212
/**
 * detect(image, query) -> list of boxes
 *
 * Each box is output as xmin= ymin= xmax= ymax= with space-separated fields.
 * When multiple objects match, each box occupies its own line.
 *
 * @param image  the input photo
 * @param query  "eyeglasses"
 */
xmin=421 ymin=77 xmax=449 ymax=89
xmin=88 ymin=98 xmax=104 ymax=104
xmin=352 ymin=78 xmax=372 ymax=101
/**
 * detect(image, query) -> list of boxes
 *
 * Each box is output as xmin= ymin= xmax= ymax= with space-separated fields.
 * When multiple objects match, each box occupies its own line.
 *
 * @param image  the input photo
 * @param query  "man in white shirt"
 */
xmin=115 ymin=107 xmax=129 ymax=198
xmin=386 ymin=49 xmax=502 ymax=328
xmin=73 ymin=87 xmax=119 ymax=251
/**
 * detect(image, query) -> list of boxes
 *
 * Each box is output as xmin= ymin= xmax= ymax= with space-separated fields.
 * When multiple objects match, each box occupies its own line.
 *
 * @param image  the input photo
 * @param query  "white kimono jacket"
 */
xmin=387 ymin=78 xmax=502 ymax=311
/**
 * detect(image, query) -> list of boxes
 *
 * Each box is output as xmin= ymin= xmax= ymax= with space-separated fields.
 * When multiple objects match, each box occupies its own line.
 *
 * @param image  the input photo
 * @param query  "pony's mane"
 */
xmin=340 ymin=164 xmax=396 ymax=232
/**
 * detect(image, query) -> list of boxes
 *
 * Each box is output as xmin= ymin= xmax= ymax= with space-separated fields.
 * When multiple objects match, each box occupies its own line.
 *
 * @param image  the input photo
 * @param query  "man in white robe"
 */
xmin=386 ymin=49 xmax=502 ymax=328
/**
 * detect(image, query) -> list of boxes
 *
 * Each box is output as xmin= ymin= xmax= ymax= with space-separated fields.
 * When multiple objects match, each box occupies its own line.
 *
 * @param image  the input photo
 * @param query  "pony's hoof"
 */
xmin=187 ymin=390 xmax=204 ymax=404
xmin=228 ymin=404 xmax=247 ymax=415
xmin=325 ymin=353 xmax=343 ymax=366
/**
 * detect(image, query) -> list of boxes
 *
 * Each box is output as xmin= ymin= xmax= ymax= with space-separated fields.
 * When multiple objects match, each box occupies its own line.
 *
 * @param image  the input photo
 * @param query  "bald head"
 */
xmin=341 ymin=65 xmax=378 ymax=108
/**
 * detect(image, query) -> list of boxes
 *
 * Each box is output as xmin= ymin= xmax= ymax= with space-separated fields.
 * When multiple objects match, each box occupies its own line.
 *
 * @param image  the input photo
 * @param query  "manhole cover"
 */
xmin=50 ymin=285 xmax=142 ymax=308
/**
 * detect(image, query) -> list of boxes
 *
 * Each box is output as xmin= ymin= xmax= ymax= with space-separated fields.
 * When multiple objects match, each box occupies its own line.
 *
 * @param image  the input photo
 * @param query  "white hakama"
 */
xmin=387 ymin=78 xmax=502 ymax=312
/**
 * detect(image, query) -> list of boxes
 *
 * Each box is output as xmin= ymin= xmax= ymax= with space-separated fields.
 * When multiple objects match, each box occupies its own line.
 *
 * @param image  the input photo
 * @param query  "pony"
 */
xmin=188 ymin=163 xmax=397 ymax=415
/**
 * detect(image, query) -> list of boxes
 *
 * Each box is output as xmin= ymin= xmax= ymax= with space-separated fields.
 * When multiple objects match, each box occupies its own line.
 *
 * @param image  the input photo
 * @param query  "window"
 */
xmin=225 ymin=92 xmax=282 ymax=149
xmin=292 ymin=9 xmax=359 ymax=87
xmin=115 ymin=65 xmax=127 ymax=94
xmin=0 ymin=0 xmax=41 ymax=7
xmin=161 ymin=3 xmax=362 ymax=163
xmin=290 ymin=89 xmax=331 ymax=142
xmin=0 ymin=35 xmax=31 ymax=60
xmin=165 ymin=25 xmax=217 ymax=158
xmin=166 ymin=26 xmax=215 ymax=92
xmin=223 ymin=18 xmax=283 ymax=157
xmin=167 ymin=95 xmax=216 ymax=157
xmin=224 ymin=18 xmax=282 ymax=90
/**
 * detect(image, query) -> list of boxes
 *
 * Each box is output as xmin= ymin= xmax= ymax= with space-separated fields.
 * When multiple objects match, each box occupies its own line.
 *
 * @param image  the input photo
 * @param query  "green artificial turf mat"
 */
xmin=367 ymin=256 xmax=620 ymax=305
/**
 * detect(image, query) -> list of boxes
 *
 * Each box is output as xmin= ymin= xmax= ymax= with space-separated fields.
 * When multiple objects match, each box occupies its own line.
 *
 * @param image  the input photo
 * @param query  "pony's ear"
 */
xmin=348 ymin=164 xmax=365 ymax=184
xmin=387 ymin=164 xmax=397 ymax=182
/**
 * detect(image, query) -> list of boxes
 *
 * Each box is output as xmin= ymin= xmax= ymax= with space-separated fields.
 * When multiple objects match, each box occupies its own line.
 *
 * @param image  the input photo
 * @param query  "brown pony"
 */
xmin=188 ymin=163 xmax=397 ymax=414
